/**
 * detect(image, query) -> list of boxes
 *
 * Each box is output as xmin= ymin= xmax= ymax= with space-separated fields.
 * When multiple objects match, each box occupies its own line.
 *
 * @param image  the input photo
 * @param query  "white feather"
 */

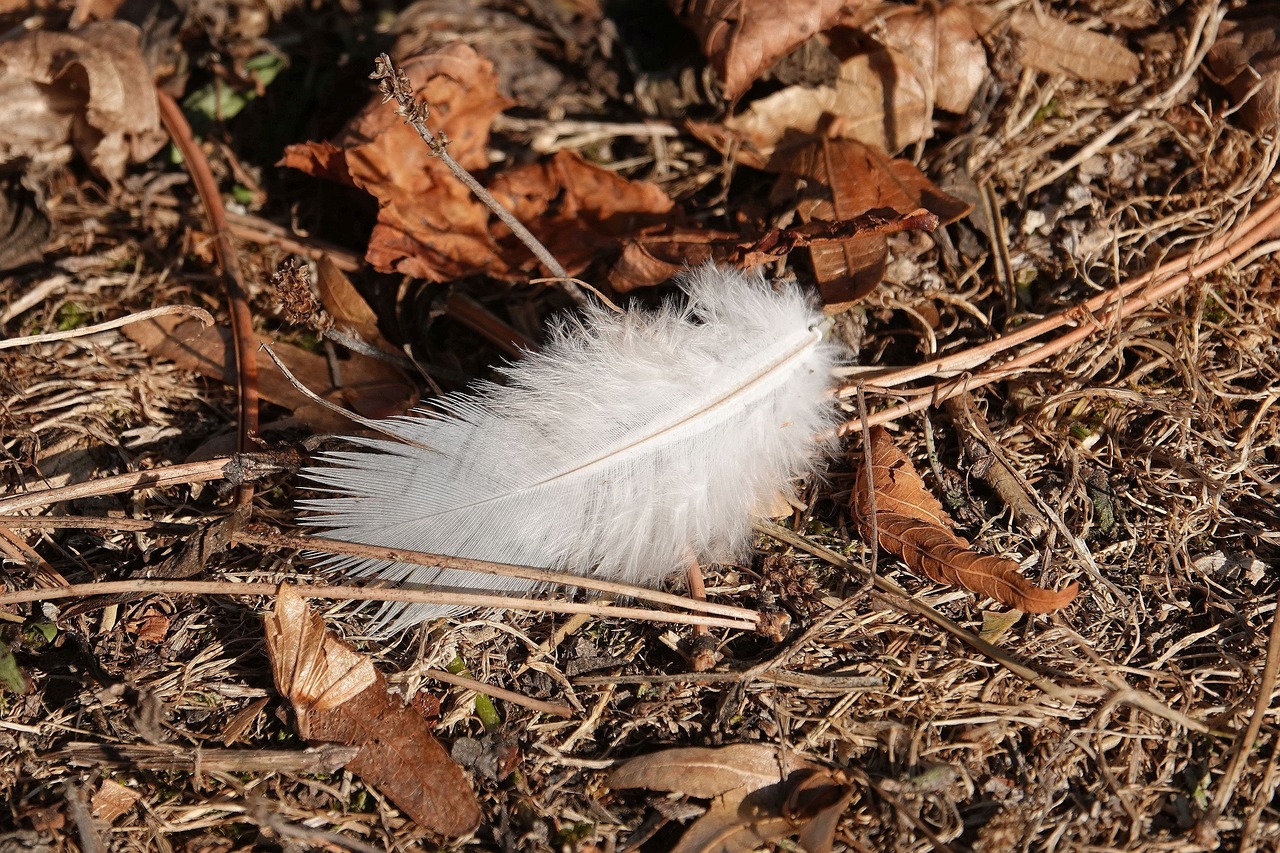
xmin=301 ymin=264 xmax=841 ymax=633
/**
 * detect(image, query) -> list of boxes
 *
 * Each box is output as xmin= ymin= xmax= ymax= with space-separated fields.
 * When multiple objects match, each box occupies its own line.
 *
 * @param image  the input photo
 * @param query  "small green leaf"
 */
xmin=23 ymin=620 xmax=56 ymax=647
xmin=0 ymin=641 xmax=26 ymax=694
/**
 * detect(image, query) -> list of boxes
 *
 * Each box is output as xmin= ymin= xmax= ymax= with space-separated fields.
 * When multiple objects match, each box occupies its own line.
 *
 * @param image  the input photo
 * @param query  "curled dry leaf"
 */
xmin=313 ymin=255 xmax=404 ymax=359
xmin=774 ymin=138 xmax=971 ymax=312
xmin=608 ymin=743 xmax=855 ymax=853
xmin=264 ymin=588 xmax=482 ymax=837
xmin=669 ymin=0 xmax=854 ymax=101
xmin=1206 ymin=16 xmax=1280 ymax=133
xmin=873 ymin=2 xmax=989 ymax=114
xmin=0 ymin=21 xmax=166 ymax=181
xmin=608 ymin=207 xmax=939 ymax=292
xmin=690 ymin=3 xmax=990 ymax=167
xmin=1009 ymin=10 xmax=1140 ymax=83
xmin=853 ymin=427 xmax=1078 ymax=613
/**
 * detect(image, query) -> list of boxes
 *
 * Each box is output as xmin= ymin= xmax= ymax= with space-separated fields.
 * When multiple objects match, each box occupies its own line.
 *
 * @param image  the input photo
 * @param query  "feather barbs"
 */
xmin=301 ymin=264 xmax=842 ymax=633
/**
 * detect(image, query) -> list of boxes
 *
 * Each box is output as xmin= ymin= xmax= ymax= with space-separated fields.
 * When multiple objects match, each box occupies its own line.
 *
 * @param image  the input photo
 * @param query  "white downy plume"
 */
xmin=301 ymin=264 xmax=842 ymax=633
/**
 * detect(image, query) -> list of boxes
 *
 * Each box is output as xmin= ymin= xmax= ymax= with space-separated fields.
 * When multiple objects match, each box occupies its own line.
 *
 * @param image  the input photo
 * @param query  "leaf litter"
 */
xmin=0 ymin=1 xmax=1278 ymax=851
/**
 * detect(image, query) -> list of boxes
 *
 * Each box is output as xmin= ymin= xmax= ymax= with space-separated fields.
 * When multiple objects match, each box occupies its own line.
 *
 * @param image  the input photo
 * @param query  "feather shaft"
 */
xmin=302 ymin=265 xmax=841 ymax=633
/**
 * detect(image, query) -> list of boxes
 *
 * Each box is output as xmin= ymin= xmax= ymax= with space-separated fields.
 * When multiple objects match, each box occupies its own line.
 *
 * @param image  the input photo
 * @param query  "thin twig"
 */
xmin=238 ymin=530 xmax=760 ymax=623
xmin=0 ymin=580 xmax=758 ymax=632
xmin=0 ymin=459 xmax=234 ymax=515
xmin=837 ymin=193 xmax=1280 ymax=431
xmin=424 ymin=668 xmax=573 ymax=718
xmin=0 ymin=305 xmax=214 ymax=350
xmin=156 ymin=87 xmax=260 ymax=508
xmin=854 ymin=384 xmax=878 ymax=596
xmin=369 ymin=54 xmax=584 ymax=304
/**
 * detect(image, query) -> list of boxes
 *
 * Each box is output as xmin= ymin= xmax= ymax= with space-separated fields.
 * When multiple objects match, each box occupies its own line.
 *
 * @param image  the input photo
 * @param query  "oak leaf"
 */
xmin=264 ymin=588 xmax=482 ymax=836
xmin=608 ymin=744 xmax=855 ymax=853
xmin=853 ymin=427 xmax=1078 ymax=613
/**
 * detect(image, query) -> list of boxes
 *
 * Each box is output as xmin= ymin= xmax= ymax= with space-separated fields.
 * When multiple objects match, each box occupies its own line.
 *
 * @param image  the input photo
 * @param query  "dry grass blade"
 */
xmin=0 ymin=305 xmax=213 ymax=350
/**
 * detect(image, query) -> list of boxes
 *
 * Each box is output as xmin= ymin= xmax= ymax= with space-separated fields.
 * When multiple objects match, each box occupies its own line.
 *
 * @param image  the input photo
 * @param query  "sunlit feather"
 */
xmin=301 ymin=265 xmax=841 ymax=633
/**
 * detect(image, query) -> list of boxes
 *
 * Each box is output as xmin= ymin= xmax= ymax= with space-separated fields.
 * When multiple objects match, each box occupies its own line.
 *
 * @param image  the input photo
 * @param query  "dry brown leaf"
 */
xmin=608 ymin=744 xmax=855 ymax=853
xmin=0 ymin=21 xmax=166 ymax=181
xmin=283 ymin=45 xmax=673 ymax=282
xmin=1206 ymin=16 xmax=1280 ymax=133
xmin=314 ymin=255 xmax=403 ymax=358
xmin=853 ymin=427 xmax=1078 ymax=613
xmin=488 ymin=148 xmax=675 ymax=276
xmin=670 ymin=0 xmax=856 ymax=101
xmin=90 ymin=778 xmax=139 ymax=824
xmin=775 ymin=138 xmax=971 ymax=311
xmin=875 ymin=3 xmax=989 ymax=114
xmin=1009 ymin=10 xmax=1140 ymax=83
xmin=265 ymin=588 xmax=482 ymax=837
xmin=281 ymin=43 xmax=510 ymax=281
xmin=121 ymin=315 xmax=416 ymax=432
xmin=608 ymin=208 xmax=938 ymax=292
xmin=697 ymin=41 xmax=930 ymax=167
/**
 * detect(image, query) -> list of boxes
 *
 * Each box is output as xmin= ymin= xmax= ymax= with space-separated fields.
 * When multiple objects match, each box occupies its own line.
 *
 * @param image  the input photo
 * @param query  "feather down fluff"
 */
xmin=301 ymin=265 xmax=841 ymax=633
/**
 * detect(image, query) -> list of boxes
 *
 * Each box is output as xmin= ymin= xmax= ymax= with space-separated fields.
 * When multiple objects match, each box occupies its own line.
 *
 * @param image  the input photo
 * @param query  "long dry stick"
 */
xmin=237 ymin=530 xmax=760 ymax=623
xmin=0 ymin=452 xmax=762 ymax=623
xmin=156 ymin=88 xmax=260 ymax=508
xmin=838 ymin=193 xmax=1280 ymax=432
xmin=0 ymin=580 xmax=756 ymax=632
xmin=0 ymin=459 xmax=235 ymax=515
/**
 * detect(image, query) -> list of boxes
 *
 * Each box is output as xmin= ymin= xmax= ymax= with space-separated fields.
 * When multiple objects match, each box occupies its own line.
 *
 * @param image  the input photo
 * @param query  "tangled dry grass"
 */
xmin=1 ymin=1 xmax=1279 ymax=851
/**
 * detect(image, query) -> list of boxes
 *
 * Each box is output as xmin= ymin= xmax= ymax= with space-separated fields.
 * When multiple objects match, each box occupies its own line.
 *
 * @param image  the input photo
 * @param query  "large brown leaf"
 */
xmin=853 ymin=427 xmax=1078 ymax=613
xmin=282 ymin=44 xmax=674 ymax=282
xmin=670 ymin=0 xmax=857 ymax=101
xmin=281 ymin=43 xmax=510 ymax=282
xmin=775 ymin=138 xmax=971 ymax=312
xmin=264 ymin=588 xmax=482 ymax=837
xmin=609 ymin=744 xmax=855 ymax=853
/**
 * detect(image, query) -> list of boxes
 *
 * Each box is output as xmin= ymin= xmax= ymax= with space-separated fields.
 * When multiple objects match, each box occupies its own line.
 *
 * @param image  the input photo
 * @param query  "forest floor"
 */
xmin=1 ymin=1 xmax=1279 ymax=851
